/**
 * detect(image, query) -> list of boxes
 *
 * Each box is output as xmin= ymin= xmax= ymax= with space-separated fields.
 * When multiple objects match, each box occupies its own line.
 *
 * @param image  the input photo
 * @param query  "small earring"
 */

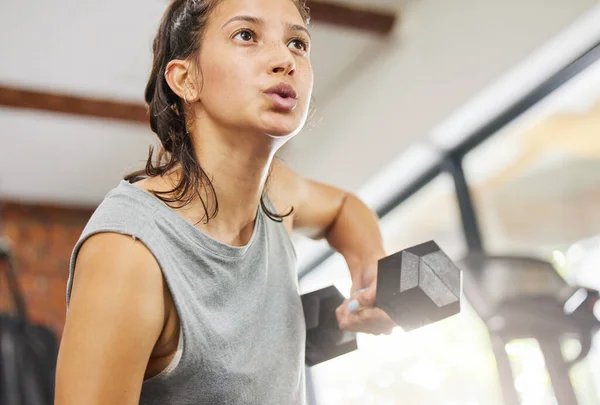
xmin=184 ymin=94 xmax=190 ymax=104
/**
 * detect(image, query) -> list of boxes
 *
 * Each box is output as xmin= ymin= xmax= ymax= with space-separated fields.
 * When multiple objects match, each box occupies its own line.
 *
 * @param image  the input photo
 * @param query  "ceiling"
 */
xmin=0 ymin=0 xmax=391 ymax=206
xmin=0 ymin=0 xmax=401 ymax=101
xmin=1 ymin=0 xmax=598 ymax=209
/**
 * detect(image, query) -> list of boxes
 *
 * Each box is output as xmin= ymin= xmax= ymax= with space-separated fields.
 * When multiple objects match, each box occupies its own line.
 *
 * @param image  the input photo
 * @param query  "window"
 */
xmin=463 ymin=58 xmax=600 ymax=405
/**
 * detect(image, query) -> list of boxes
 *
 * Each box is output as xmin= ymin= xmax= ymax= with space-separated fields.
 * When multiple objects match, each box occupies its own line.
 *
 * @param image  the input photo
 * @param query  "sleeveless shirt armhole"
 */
xmin=142 ymin=324 xmax=184 ymax=384
xmin=135 ymin=228 xmax=187 ymax=383
xmin=66 ymin=218 xmax=187 ymax=382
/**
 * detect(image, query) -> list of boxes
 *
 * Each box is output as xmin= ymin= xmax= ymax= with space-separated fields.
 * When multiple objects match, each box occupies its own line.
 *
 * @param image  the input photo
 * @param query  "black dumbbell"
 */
xmin=301 ymin=286 xmax=358 ymax=367
xmin=301 ymin=240 xmax=462 ymax=366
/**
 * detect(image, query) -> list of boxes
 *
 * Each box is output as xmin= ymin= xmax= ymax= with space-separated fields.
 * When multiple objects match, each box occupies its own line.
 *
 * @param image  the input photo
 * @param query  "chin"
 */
xmin=265 ymin=126 xmax=300 ymax=138
xmin=260 ymin=114 xmax=305 ymax=138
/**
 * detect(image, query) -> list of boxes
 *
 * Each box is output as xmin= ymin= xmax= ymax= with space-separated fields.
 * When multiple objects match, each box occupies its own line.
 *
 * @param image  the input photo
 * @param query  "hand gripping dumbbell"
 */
xmin=301 ymin=240 xmax=462 ymax=366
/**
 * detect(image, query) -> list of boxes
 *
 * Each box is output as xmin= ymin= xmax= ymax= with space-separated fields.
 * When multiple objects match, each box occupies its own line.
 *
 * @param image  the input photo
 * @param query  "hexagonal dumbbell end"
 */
xmin=375 ymin=241 xmax=462 ymax=331
xmin=301 ymin=286 xmax=358 ymax=367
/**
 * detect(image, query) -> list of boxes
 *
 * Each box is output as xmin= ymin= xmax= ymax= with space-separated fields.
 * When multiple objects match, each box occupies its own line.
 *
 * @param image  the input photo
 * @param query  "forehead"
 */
xmin=210 ymin=0 xmax=306 ymax=27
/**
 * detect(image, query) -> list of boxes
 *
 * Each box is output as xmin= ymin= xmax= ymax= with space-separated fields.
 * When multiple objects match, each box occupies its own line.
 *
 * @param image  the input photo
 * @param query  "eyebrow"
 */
xmin=222 ymin=15 xmax=311 ymax=39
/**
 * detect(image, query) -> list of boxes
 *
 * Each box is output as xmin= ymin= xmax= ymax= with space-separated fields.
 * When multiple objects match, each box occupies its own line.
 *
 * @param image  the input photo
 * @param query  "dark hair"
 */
xmin=125 ymin=0 xmax=310 ymax=224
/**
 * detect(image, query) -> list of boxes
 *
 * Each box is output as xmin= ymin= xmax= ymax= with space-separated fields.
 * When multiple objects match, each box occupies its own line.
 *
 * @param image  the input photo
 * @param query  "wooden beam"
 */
xmin=0 ymin=0 xmax=398 ymax=122
xmin=0 ymin=85 xmax=148 ymax=124
xmin=308 ymin=0 xmax=397 ymax=35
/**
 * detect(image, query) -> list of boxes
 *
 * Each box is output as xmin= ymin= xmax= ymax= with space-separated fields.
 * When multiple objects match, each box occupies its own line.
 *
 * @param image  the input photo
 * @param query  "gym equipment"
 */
xmin=0 ymin=240 xmax=59 ymax=405
xmin=302 ymin=286 xmax=358 ymax=367
xmin=444 ymin=152 xmax=600 ymax=405
xmin=301 ymin=240 xmax=462 ymax=366
xmin=460 ymin=253 xmax=600 ymax=405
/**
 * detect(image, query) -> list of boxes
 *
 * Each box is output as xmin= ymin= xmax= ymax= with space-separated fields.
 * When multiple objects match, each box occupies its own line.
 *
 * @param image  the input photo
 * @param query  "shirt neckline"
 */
xmin=118 ymin=180 xmax=263 ymax=259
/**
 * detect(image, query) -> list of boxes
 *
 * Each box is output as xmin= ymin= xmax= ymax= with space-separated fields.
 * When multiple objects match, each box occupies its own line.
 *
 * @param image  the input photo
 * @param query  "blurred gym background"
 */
xmin=1 ymin=0 xmax=600 ymax=404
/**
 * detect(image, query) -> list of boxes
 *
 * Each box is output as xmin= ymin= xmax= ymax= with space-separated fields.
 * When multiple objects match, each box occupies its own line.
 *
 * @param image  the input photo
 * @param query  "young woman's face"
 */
xmin=196 ymin=0 xmax=313 ymax=138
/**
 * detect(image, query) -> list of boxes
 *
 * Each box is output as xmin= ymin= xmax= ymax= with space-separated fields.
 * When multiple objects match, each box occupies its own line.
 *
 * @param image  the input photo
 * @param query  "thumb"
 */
xmin=356 ymin=282 xmax=376 ymax=307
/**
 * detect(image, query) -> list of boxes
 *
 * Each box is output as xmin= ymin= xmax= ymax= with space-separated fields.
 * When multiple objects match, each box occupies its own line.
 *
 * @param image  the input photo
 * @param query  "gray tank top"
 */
xmin=66 ymin=180 xmax=306 ymax=404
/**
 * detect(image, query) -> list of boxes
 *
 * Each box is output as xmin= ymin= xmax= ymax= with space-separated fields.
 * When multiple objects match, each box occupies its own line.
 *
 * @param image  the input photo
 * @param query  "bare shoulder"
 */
xmin=72 ymin=232 xmax=163 ymax=297
xmin=69 ymin=232 xmax=166 ymax=328
xmin=56 ymin=233 xmax=165 ymax=404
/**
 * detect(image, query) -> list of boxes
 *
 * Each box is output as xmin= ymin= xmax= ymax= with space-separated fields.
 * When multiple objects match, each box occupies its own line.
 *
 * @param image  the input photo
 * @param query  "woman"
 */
xmin=55 ymin=0 xmax=396 ymax=403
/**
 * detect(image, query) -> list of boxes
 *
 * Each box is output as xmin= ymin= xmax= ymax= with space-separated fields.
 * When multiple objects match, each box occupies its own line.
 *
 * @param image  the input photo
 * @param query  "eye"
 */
xmin=288 ymin=38 xmax=308 ymax=52
xmin=233 ymin=29 xmax=255 ymax=42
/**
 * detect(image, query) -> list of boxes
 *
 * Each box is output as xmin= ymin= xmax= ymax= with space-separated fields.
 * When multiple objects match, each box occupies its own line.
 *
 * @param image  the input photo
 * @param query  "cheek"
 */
xmin=199 ymin=57 xmax=256 ymax=108
xmin=299 ymin=64 xmax=314 ymax=108
xmin=298 ymin=62 xmax=313 ymax=93
xmin=201 ymin=67 xmax=236 ymax=105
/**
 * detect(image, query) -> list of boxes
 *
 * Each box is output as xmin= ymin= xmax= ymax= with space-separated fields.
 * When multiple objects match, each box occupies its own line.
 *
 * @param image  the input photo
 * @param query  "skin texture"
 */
xmin=55 ymin=0 xmax=395 ymax=403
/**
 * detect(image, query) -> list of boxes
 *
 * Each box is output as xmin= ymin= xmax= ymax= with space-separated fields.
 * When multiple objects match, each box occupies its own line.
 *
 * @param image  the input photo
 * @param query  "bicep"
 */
xmin=55 ymin=233 xmax=165 ymax=405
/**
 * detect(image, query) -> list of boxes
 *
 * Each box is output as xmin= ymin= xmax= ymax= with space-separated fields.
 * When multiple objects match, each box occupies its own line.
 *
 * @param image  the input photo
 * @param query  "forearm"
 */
xmin=325 ymin=193 xmax=386 ymax=284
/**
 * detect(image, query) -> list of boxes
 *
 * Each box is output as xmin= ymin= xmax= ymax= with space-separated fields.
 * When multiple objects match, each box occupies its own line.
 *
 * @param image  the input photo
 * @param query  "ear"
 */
xmin=164 ymin=59 xmax=201 ymax=103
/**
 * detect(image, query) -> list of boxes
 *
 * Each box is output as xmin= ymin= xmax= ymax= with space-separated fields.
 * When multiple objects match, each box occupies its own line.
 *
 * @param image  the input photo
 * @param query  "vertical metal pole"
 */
xmin=443 ymin=154 xmax=484 ymax=253
xmin=490 ymin=334 xmax=521 ymax=405
xmin=538 ymin=339 xmax=579 ymax=405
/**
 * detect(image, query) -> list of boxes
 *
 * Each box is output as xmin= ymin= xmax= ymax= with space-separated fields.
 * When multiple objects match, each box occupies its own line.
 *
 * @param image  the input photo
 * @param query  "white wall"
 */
xmin=284 ymin=0 xmax=598 ymax=192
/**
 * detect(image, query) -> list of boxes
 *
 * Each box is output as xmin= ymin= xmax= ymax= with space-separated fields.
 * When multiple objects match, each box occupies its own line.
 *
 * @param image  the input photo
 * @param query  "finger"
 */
xmin=362 ymin=282 xmax=377 ymax=307
xmin=351 ymin=307 xmax=395 ymax=328
xmin=338 ymin=306 xmax=397 ymax=334
xmin=354 ymin=319 xmax=396 ymax=335
xmin=347 ymin=286 xmax=376 ymax=312
xmin=336 ymin=291 xmax=395 ymax=332
xmin=373 ymin=327 xmax=395 ymax=336
xmin=356 ymin=318 xmax=393 ymax=336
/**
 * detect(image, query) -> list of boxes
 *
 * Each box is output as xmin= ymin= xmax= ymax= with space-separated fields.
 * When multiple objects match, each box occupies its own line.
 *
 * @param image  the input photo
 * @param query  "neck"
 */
xmin=171 ymin=118 xmax=285 ymax=245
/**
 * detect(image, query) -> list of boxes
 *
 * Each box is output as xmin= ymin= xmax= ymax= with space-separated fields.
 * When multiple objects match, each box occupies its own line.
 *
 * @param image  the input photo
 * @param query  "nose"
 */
xmin=268 ymin=44 xmax=296 ymax=77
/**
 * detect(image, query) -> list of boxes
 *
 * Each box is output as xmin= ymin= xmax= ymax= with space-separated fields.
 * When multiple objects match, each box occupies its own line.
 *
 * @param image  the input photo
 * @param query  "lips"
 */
xmin=264 ymin=83 xmax=298 ymax=111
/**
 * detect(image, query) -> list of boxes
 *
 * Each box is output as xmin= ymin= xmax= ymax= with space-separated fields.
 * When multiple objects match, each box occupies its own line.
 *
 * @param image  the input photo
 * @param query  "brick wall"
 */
xmin=0 ymin=201 xmax=93 ymax=339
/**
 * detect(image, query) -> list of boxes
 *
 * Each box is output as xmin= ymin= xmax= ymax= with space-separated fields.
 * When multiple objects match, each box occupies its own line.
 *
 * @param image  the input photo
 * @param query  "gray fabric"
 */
xmin=66 ymin=180 xmax=306 ymax=404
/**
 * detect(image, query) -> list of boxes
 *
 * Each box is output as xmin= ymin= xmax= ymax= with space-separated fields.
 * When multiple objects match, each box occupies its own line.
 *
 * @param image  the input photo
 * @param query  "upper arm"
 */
xmin=55 ymin=233 xmax=165 ymax=405
xmin=270 ymin=159 xmax=347 ymax=239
